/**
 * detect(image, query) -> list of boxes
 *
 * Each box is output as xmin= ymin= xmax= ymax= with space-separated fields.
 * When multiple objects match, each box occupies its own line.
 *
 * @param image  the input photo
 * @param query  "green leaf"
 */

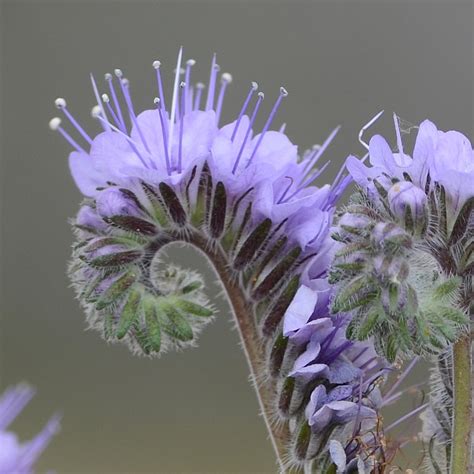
xmin=116 ymin=289 xmax=141 ymax=339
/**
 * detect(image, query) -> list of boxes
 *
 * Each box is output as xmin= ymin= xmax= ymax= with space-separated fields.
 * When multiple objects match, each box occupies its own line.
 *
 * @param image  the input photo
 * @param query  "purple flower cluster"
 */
xmin=0 ymin=385 xmax=59 ymax=473
xmin=51 ymin=50 xmax=348 ymax=253
xmin=346 ymin=117 xmax=474 ymax=215
xmin=282 ymin=279 xmax=386 ymax=451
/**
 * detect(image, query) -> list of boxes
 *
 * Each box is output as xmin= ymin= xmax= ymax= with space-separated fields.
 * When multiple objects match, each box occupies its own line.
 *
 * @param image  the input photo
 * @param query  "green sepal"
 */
xmin=160 ymin=303 xmax=193 ymax=342
xmin=143 ymin=299 xmax=162 ymax=353
xmin=432 ymin=277 xmax=461 ymax=301
xmin=174 ymin=299 xmax=213 ymax=318
xmin=95 ymin=271 xmax=138 ymax=310
xmin=116 ymin=289 xmax=142 ymax=339
xmin=106 ymin=215 xmax=158 ymax=237
xmin=89 ymin=250 xmax=143 ymax=268
xmin=181 ymin=281 xmax=203 ymax=294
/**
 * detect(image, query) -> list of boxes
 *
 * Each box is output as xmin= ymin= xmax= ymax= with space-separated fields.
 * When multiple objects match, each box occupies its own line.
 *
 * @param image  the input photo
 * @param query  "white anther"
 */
xmin=180 ymin=81 xmax=186 ymax=88
xmin=121 ymin=78 xmax=130 ymax=86
xmin=54 ymin=97 xmax=66 ymax=108
xmin=196 ymin=82 xmax=205 ymax=89
xmin=154 ymin=97 xmax=160 ymax=105
xmin=114 ymin=68 xmax=123 ymax=78
xmin=101 ymin=93 xmax=110 ymax=103
xmin=258 ymin=92 xmax=265 ymax=99
xmin=91 ymin=105 xmax=101 ymax=118
xmin=280 ymin=87 xmax=288 ymax=97
xmin=152 ymin=60 xmax=161 ymax=69
xmin=251 ymin=81 xmax=258 ymax=90
xmin=186 ymin=59 xmax=196 ymax=66
xmin=104 ymin=73 xmax=113 ymax=81
xmin=221 ymin=72 xmax=232 ymax=83
xmin=49 ymin=117 xmax=62 ymax=130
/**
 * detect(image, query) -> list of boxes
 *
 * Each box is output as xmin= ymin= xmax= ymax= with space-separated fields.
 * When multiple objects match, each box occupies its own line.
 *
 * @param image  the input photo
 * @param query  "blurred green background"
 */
xmin=1 ymin=0 xmax=472 ymax=472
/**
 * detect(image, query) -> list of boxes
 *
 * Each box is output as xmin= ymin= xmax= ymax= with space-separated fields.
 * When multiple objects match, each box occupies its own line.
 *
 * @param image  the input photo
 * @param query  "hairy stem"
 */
xmin=178 ymin=229 xmax=293 ymax=472
xmin=450 ymin=333 xmax=472 ymax=473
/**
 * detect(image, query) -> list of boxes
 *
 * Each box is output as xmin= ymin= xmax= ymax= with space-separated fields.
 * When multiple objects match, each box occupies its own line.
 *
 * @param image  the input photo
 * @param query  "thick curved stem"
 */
xmin=450 ymin=334 xmax=472 ymax=473
xmin=182 ymin=230 xmax=293 ymax=472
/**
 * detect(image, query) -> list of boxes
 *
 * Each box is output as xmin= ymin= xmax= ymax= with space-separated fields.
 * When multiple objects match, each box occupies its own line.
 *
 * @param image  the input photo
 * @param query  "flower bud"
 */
xmin=76 ymin=205 xmax=106 ymax=231
xmin=96 ymin=188 xmax=140 ymax=218
xmin=338 ymin=212 xmax=371 ymax=238
xmin=371 ymin=222 xmax=412 ymax=252
xmin=387 ymin=181 xmax=427 ymax=231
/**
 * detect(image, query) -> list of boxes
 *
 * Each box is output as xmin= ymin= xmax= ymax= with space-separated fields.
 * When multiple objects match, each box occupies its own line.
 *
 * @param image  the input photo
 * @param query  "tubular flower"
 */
xmin=0 ymin=385 xmax=60 ymax=473
xmin=52 ymin=50 xmax=347 ymax=357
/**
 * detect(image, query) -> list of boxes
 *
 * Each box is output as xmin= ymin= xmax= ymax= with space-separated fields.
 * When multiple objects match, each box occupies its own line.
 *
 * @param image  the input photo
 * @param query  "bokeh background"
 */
xmin=1 ymin=1 xmax=472 ymax=472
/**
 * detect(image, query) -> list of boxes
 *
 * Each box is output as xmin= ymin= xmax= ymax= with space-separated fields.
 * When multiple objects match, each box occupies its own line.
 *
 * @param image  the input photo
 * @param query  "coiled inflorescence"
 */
xmin=52 ymin=50 xmax=389 ymax=471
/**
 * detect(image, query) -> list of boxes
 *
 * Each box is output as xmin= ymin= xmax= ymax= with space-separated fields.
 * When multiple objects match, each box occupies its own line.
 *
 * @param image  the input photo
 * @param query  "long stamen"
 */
xmin=232 ymin=92 xmax=264 ymax=174
xmin=280 ymin=139 xmax=336 ymax=204
xmin=91 ymin=106 xmax=150 ymax=168
xmin=383 ymin=357 xmax=419 ymax=402
xmin=246 ymin=87 xmax=288 ymax=168
xmin=152 ymin=60 xmax=167 ymax=113
xmin=55 ymin=98 xmax=93 ymax=144
xmin=168 ymin=47 xmax=183 ymax=162
xmin=359 ymin=109 xmax=384 ymax=150
xmin=231 ymin=81 xmax=258 ymax=141
xmin=101 ymin=94 xmax=121 ymax=130
xmin=115 ymin=70 xmax=152 ymax=155
xmin=105 ymin=72 xmax=126 ymax=131
xmin=178 ymin=82 xmax=186 ymax=173
xmin=154 ymin=98 xmax=172 ymax=175
xmin=302 ymin=126 xmax=340 ymax=177
xmin=184 ymin=59 xmax=196 ymax=112
xmin=294 ymin=161 xmax=331 ymax=194
xmin=49 ymin=117 xmax=87 ymax=154
xmin=89 ymin=74 xmax=111 ymax=132
xmin=205 ymin=54 xmax=219 ymax=111
xmin=384 ymin=403 xmax=428 ymax=433
xmin=393 ymin=112 xmax=405 ymax=159
xmin=215 ymin=73 xmax=232 ymax=124
xmin=276 ymin=177 xmax=294 ymax=204
xmin=194 ymin=83 xmax=205 ymax=111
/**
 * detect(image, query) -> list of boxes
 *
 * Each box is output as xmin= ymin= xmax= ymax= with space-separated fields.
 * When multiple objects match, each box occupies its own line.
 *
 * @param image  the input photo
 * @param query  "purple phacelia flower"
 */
xmin=280 ymin=274 xmax=387 ymax=466
xmin=53 ymin=49 xmax=347 ymax=358
xmin=0 ymin=384 xmax=59 ymax=473
xmin=346 ymin=115 xmax=474 ymax=214
xmin=387 ymin=180 xmax=427 ymax=226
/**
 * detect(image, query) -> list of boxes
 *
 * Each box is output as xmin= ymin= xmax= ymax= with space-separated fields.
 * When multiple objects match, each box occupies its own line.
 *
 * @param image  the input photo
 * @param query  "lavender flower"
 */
xmin=52 ymin=49 xmax=347 ymax=358
xmin=273 ymin=263 xmax=388 ymax=469
xmin=346 ymin=116 xmax=474 ymax=214
xmin=0 ymin=385 xmax=59 ymax=473
xmin=330 ymin=114 xmax=473 ymax=472
xmin=329 ymin=115 xmax=470 ymax=360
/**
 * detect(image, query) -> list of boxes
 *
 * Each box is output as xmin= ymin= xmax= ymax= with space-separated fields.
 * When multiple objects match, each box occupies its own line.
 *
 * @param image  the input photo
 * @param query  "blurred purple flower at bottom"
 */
xmin=0 ymin=385 xmax=60 ymax=473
